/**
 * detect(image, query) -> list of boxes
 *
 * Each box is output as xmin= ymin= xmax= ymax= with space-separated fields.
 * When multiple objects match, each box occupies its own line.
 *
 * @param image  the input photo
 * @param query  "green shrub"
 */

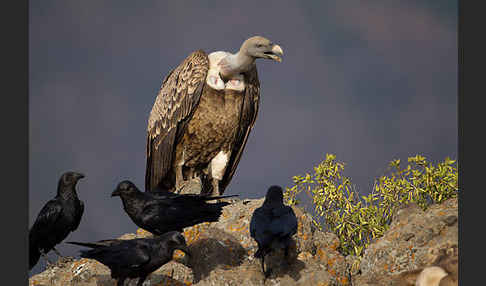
xmin=284 ymin=153 xmax=458 ymax=257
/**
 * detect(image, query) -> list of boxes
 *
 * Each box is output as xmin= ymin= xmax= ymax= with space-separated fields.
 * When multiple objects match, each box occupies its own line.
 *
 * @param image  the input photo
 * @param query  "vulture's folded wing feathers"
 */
xmin=220 ymin=63 xmax=260 ymax=193
xmin=145 ymin=50 xmax=209 ymax=192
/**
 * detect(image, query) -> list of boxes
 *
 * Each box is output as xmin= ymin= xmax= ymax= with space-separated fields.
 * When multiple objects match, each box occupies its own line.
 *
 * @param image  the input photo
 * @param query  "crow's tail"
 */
xmin=66 ymin=241 xmax=101 ymax=248
xmin=66 ymin=242 xmax=103 ymax=259
xmin=199 ymin=194 xmax=239 ymax=201
xmin=29 ymin=242 xmax=40 ymax=270
xmin=189 ymin=201 xmax=232 ymax=225
xmin=29 ymin=230 xmax=41 ymax=270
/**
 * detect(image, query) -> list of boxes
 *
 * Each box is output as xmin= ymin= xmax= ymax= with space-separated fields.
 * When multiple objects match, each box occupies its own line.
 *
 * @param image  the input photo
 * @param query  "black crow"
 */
xmin=249 ymin=185 xmax=298 ymax=277
xmin=68 ymin=231 xmax=191 ymax=286
xmin=111 ymin=180 xmax=237 ymax=235
xmin=29 ymin=171 xmax=85 ymax=270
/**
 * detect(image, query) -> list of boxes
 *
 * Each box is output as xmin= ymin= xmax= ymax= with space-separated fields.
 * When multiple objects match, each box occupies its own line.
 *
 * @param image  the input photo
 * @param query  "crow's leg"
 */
xmin=39 ymin=250 xmax=53 ymax=265
xmin=282 ymin=245 xmax=293 ymax=269
xmin=116 ymin=277 xmax=126 ymax=286
xmin=260 ymin=254 xmax=265 ymax=274
xmin=136 ymin=275 xmax=147 ymax=286
xmin=284 ymin=245 xmax=292 ymax=265
xmin=261 ymin=253 xmax=273 ymax=279
xmin=52 ymin=247 xmax=63 ymax=258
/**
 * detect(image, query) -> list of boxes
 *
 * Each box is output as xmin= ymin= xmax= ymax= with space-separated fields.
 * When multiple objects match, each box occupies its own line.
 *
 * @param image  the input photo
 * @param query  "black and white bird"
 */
xmin=111 ymin=180 xmax=237 ymax=235
xmin=250 ymin=185 xmax=298 ymax=277
xmin=29 ymin=171 xmax=85 ymax=270
xmin=145 ymin=36 xmax=284 ymax=197
xmin=68 ymin=231 xmax=191 ymax=286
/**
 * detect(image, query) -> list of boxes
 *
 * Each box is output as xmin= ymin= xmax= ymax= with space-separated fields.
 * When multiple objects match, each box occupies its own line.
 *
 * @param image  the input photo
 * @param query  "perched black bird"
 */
xmin=68 ymin=231 xmax=191 ymax=286
xmin=29 ymin=171 xmax=85 ymax=270
xmin=111 ymin=180 xmax=237 ymax=235
xmin=250 ymin=185 xmax=298 ymax=277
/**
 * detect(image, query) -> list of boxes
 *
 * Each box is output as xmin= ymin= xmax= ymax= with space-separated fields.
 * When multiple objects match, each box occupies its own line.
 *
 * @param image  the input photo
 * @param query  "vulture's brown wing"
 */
xmin=219 ymin=63 xmax=261 ymax=194
xmin=145 ymin=50 xmax=209 ymax=192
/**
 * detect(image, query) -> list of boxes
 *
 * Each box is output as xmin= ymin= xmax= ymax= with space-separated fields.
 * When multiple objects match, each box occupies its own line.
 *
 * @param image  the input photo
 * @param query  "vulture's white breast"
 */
xmin=206 ymin=51 xmax=245 ymax=92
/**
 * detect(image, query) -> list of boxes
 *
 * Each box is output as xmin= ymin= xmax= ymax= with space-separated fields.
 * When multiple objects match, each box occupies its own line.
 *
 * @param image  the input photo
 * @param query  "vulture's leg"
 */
xmin=211 ymin=179 xmax=221 ymax=197
xmin=209 ymin=151 xmax=230 ymax=198
xmin=175 ymin=163 xmax=186 ymax=194
xmin=186 ymin=168 xmax=194 ymax=179
xmin=177 ymin=169 xmax=203 ymax=195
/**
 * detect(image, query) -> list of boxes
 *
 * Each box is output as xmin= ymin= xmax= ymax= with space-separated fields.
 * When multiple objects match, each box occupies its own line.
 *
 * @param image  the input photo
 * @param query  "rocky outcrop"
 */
xmin=353 ymin=198 xmax=458 ymax=286
xmin=29 ymin=198 xmax=458 ymax=286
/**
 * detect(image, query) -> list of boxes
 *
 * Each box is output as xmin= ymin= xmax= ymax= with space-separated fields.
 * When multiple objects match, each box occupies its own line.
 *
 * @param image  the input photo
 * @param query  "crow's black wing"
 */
xmin=150 ymin=190 xmax=237 ymax=202
xmin=140 ymin=198 xmax=187 ymax=233
xmin=250 ymin=207 xmax=271 ymax=242
xmin=71 ymin=200 xmax=84 ymax=231
xmin=81 ymin=240 xmax=151 ymax=271
xmin=30 ymin=200 xmax=63 ymax=241
xmin=270 ymin=205 xmax=298 ymax=237
xmin=141 ymin=196 xmax=222 ymax=233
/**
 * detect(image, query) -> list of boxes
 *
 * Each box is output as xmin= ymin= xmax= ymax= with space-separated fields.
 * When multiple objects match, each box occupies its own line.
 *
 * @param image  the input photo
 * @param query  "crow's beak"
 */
xmin=178 ymin=246 xmax=191 ymax=257
xmin=111 ymin=189 xmax=121 ymax=197
xmin=75 ymin=173 xmax=85 ymax=180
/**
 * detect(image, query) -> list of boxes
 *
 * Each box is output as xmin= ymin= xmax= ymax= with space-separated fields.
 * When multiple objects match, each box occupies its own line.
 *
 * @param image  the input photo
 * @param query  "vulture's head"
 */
xmin=241 ymin=36 xmax=284 ymax=62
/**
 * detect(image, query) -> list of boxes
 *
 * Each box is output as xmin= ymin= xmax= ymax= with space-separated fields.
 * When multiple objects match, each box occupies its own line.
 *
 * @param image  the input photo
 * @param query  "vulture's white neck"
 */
xmin=218 ymin=51 xmax=254 ymax=80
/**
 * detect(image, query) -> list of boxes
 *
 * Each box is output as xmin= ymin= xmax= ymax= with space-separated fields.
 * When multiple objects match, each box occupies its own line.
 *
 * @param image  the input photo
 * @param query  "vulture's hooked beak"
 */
xmin=264 ymin=44 xmax=284 ymax=62
xmin=111 ymin=189 xmax=121 ymax=197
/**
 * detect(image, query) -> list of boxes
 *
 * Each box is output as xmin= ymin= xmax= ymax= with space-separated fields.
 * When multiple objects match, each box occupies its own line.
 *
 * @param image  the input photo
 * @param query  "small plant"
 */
xmin=284 ymin=153 xmax=458 ymax=257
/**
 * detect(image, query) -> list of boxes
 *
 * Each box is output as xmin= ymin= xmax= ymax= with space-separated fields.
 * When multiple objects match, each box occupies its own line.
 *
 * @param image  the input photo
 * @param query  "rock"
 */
xmin=353 ymin=198 xmax=458 ymax=285
xmin=29 ymin=197 xmax=458 ymax=286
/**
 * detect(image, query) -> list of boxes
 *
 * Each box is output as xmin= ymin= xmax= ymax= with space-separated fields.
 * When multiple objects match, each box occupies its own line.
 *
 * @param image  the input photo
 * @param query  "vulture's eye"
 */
xmin=256 ymin=44 xmax=263 ymax=48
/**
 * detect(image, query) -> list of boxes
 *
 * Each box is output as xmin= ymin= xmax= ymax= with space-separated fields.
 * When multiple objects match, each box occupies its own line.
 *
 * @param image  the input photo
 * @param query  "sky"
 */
xmin=29 ymin=0 xmax=457 ymax=275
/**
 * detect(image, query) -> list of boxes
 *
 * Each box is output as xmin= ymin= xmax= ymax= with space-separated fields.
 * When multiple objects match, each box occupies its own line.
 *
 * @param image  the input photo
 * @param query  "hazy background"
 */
xmin=29 ymin=0 xmax=457 ymax=275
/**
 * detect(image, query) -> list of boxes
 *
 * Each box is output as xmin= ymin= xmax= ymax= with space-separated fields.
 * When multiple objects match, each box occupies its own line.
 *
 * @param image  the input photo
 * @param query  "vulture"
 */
xmin=145 ymin=36 xmax=283 ymax=196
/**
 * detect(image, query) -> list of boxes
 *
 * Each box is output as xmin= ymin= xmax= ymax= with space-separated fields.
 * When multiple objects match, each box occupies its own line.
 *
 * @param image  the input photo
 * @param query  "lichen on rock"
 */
xmin=29 ymin=197 xmax=458 ymax=286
